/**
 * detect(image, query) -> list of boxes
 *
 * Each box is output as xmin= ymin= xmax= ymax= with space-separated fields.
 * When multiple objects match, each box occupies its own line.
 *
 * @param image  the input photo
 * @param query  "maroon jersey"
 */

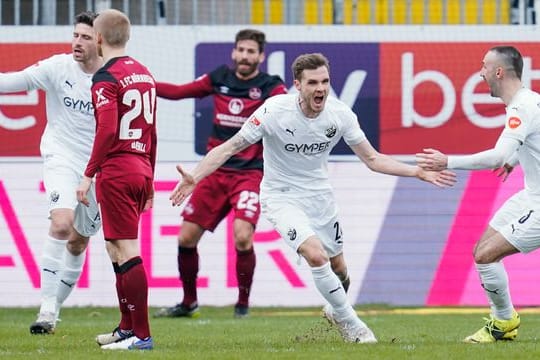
xmin=85 ymin=56 xmax=157 ymax=180
xmin=157 ymin=65 xmax=287 ymax=170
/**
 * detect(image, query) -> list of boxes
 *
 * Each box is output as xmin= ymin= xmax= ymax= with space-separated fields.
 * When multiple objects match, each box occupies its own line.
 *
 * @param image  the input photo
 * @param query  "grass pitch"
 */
xmin=3 ymin=306 xmax=540 ymax=359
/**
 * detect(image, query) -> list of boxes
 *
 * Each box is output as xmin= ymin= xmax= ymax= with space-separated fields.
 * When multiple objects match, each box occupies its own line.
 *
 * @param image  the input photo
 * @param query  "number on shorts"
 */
xmin=237 ymin=191 xmax=259 ymax=212
xmin=333 ymin=221 xmax=343 ymax=244
xmin=119 ymin=88 xmax=156 ymax=140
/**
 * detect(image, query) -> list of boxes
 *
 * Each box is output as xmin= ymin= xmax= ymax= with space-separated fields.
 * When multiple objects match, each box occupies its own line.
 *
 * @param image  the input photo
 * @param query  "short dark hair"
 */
xmin=235 ymin=29 xmax=266 ymax=53
xmin=490 ymin=45 xmax=523 ymax=80
xmin=291 ymin=53 xmax=330 ymax=81
xmin=74 ymin=11 xmax=97 ymax=27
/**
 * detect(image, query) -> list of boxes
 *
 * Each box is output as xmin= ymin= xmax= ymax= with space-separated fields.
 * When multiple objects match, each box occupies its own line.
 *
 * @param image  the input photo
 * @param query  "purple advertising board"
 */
xmin=194 ymin=43 xmax=380 ymax=155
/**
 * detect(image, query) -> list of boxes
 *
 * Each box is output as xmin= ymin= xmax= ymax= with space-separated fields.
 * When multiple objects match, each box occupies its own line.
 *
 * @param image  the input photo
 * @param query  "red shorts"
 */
xmin=96 ymin=174 xmax=153 ymax=240
xmin=182 ymin=168 xmax=262 ymax=231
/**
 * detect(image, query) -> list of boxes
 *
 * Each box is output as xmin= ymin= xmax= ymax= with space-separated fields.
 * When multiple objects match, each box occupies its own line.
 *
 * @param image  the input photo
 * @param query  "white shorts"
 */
xmin=261 ymin=192 xmax=344 ymax=257
xmin=43 ymin=155 xmax=83 ymax=214
xmin=490 ymin=189 xmax=540 ymax=254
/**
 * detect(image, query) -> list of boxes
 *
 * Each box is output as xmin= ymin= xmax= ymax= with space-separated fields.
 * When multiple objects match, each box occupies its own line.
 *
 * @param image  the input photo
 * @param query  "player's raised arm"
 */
xmin=170 ymin=132 xmax=253 ymax=206
xmin=350 ymin=140 xmax=456 ymax=188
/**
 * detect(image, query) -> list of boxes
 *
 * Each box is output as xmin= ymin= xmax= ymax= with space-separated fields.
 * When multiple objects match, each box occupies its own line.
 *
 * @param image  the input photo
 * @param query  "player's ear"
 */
xmin=259 ymin=51 xmax=265 ymax=64
xmin=294 ymin=79 xmax=301 ymax=91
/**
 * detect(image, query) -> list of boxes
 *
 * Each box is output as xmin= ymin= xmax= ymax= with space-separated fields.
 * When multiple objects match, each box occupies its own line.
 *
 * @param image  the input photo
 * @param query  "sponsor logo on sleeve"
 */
xmin=508 ymin=116 xmax=521 ymax=129
xmin=250 ymin=117 xmax=261 ymax=126
xmin=94 ymin=88 xmax=110 ymax=108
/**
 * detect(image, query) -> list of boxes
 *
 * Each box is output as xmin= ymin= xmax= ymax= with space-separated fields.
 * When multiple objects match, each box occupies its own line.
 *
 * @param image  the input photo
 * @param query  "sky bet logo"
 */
xmin=194 ymin=42 xmax=379 ymax=155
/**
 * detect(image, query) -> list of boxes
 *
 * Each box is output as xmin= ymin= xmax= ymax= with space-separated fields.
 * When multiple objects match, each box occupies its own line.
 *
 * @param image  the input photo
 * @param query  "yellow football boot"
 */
xmin=463 ymin=311 xmax=520 ymax=343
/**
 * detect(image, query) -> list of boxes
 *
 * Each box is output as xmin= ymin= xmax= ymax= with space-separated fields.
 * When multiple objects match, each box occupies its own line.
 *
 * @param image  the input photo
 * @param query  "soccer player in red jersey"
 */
xmin=154 ymin=29 xmax=288 ymax=319
xmin=76 ymin=9 xmax=156 ymax=351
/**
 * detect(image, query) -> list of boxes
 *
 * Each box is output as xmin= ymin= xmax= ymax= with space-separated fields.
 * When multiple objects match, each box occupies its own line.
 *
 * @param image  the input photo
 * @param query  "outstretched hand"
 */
xmin=169 ymin=164 xmax=197 ymax=206
xmin=418 ymin=168 xmax=457 ymax=188
xmin=493 ymin=163 xmax=514 ymax=182
xmin=416 ymin=148 xmax=448 ymax=171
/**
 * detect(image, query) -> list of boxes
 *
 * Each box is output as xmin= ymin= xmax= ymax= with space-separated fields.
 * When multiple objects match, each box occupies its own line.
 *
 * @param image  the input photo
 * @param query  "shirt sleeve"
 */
xmin=0 ymin=55 xmax=59 ymax=92
xmin=448 ymin=104 xmax=531 ymax=170
xmin=84 ymin=81 xmax=119 ymax=177
xmin=156 ymin=73 xmax=213 ymax=99
xmin=238 ymin=103 xmax=268 ymax=144
xmin=447 ymin=136 xmax=521 ymax=169
xmin=18 ymin=56 xmax=59 ymax=92
xmin=0 ymin=71 xmax=31 ymax=92
xmin=342 ymin=108 xmax=366 ymax=146
xmin=499 ymin=103 xmax=529 ymax=144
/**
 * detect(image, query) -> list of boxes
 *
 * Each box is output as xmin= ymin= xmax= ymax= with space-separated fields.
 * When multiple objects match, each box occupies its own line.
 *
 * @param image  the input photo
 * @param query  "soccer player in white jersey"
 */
xmin=0 ymin=11 xmax=103 ymax=334
xmin=169 ymin=53 xmax=456 ymax=343
xmin=417 ymin=45 xmax=537 ymax=343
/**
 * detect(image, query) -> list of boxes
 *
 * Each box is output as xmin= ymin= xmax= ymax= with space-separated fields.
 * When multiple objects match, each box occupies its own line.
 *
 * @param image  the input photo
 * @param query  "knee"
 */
xmin=66 ymin=235 xmax=88 ymax=256
xmin=50 ymin=218 xmax=73 ymax=239
xmin=473 ymin=248 xmax=491 ymax=264
xmin=302 ymin=247 xmax=329 ymax=267
xmin=178 ymin=233 xmax=198 ymax=248
xmin=234 ymin=230 xmax=254 ymax=251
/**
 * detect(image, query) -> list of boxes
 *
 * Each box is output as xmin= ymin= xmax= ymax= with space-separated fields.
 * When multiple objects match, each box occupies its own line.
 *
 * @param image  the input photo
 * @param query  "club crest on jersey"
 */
xmin=508 ymin=116 xmax=521 ymax=129
xmin=94 ymin=88 xmax=110 ymax=108
xmin=287 ymin=228 xmax=297 ymax=241
xmin=325 ymin=126 xmax=337 ymax=138
xmin=50 ymin=191 xmax=60 ymax=203
xmin=183 ymin=203 xmax=194 ymax=215
xmin=228 ymin=98 xmax=244 ymax=115
xmin=249 ymin=87 xmax=262 ymax=100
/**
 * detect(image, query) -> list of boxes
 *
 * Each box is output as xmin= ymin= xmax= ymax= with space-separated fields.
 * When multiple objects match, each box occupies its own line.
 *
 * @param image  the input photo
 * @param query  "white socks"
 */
xmin=476 ymin=262 xmax=514 ymax=319
xmin=40 ymin=236 xmax=86 ymax=318
xmin=311 ymin=262 xmax=366 ymax=327
xmin=56 ymin=248 xmax=86 ymax=314
xmin=40 ymin=236 xmax=66 ymax=314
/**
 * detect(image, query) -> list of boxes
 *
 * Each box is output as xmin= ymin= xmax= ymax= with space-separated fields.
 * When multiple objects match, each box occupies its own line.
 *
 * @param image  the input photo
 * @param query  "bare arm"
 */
xmin=350 ymin=141 xmax=419 ymax=176
xmin=169 ymin=133 xmax=253 ymax=206
xmin=351 ymin=141 xmax=456 ymax=187
xmin=191 ymin=132 xmax=252 ymax=182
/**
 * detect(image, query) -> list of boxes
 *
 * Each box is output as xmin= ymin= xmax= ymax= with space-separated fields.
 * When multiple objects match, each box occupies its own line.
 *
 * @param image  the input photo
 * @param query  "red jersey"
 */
xmin=85 ymin=56 xmax=157 ymax=180
xmin=157 ymin=65 xmax=287 ymax=171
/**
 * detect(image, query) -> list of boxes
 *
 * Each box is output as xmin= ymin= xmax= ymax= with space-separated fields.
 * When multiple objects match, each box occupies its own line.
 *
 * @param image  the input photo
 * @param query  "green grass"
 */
xmin=3 ymin=306 xmax=540 ymax=359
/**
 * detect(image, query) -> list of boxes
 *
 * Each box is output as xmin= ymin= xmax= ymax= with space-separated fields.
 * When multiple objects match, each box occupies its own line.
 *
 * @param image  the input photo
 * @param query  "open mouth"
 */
xmin=314 ymin=95 xmax=324 ymax=105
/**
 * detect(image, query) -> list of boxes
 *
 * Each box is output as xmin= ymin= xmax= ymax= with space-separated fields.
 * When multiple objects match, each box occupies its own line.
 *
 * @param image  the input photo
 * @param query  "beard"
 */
xmin=235 ymin=61 xmax=259 ymax=77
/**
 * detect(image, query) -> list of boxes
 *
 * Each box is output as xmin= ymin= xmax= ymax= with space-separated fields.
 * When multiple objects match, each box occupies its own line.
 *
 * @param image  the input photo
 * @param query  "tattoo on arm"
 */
xmin=230 ymin=134 xmax=252 ymax=153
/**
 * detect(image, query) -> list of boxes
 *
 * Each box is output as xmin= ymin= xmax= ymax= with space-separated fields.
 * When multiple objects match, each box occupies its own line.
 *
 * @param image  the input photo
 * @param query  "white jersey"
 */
xmin=22 ymin=54 xmax=95 ymax=170
xmin=501 ymin=88 xmax=540 ymax=202
xmin=239 ymin=94 xmax=366 ymax=197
